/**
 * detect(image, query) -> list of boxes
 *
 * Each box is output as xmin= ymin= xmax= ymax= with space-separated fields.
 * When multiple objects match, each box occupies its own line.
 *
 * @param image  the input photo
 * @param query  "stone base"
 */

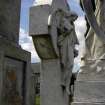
xmin=72 ymin=102 xmax=105 ymax=105
xmin=71 ymin=80 xmax=105 ymax=105
xmin=0 ymin=38 xmax=31 ymax=105
xmin=40 ymin=59 xmax=69 ymax=105
xmin=74 ymin=81 xmax=105 ymax=103
xmin=71 ymin=63 xmax=105 ymax=105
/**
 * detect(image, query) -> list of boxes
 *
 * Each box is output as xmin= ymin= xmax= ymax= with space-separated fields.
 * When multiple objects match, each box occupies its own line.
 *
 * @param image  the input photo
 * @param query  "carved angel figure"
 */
xmin=56 ymin=10 xmax=79 ymax=95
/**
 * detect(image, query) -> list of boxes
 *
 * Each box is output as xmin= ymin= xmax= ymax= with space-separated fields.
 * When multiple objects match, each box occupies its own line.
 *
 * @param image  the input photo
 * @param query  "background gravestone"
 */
xmin=0 ymin=0 xmax=31 ymax=105
xmin=30 ymin=63 xmax=40 ymax=105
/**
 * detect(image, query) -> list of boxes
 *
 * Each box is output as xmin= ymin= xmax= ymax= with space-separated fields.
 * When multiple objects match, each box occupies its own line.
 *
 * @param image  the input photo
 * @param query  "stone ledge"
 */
xmin=73 ymin=81 xmax=105 ymax=103
xmin=72 ymin=102 xmax=105 ymax=105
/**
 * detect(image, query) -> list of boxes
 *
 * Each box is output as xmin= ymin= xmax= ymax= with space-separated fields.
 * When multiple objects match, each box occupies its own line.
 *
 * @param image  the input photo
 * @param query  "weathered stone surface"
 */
xmin=0 ymin=0 xmax=31 ymax=105
xmin=0 ymin=0 xmax=21 ymax=44
xmin=72 ymin=59 xmax=105 ymax=105
xmin=29 ymin=5 xmax=59 ymax=59
xmin=31 ymin=63 xmax=40 ymax=73
xmin=0 ymin=38 xmax=31 ymax=105
xmin=40 ymin=59 xmax=66 ymax=105
xmin=29 ymin=0 xmax=72 ymax=59
xmin=77 ymin=59 xmax=105 ymax=81
xmin=30 ymin=4 xmax=78 ymax=60
xmin=32 ymin=35 xmax=57 ymax=59
xmin=74 ymin=81 xmax=105 ymax=103
xmin=29 ymin=74 xmax=36 ymax=105
xmin=2 ymin=59 xmax=24 ymax=105
xmin=72 ymin=102 xmax=105 ymax=105
xmin=29 ymin=5 xmax=50 ymax=36
xmin=71 ymin=1 xmax=105 ymax=105
xmin=30 ymin=63 xmax=40 ymax=105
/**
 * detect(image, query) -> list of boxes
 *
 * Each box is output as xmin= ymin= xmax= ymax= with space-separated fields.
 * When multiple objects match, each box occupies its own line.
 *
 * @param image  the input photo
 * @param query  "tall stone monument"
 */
xmin=0 ymin=0 xmax=31 ymax=105
xmin=29 ymin=0 xmax=79 ymax=105
xmin=72 ymin=0 xmax=105 ymax=105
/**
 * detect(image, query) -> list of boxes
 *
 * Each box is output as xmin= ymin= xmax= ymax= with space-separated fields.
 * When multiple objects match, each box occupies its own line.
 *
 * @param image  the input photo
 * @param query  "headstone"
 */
xmin=0 ymin=0 xmax=31 ymax=105
xmin=0 ymin=43 xmax=31 ymax=105
xmin=72 ymin=0 xmax=105 ymax=105
xmin=29 ymin=0 xmax=78 ymax=105
xmin=30 ymin=63 xmax=40 ymax=105
xmin=29 ymin=73 xmax=36 ymax=105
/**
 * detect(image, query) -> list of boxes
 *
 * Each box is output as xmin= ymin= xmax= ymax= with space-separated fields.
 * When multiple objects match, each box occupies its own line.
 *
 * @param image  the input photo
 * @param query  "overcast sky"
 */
xmin=19 ymin=0 xmax=87 ymax=72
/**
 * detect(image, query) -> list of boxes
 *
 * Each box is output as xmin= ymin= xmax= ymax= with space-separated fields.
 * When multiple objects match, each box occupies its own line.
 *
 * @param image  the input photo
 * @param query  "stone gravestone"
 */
xmin=29 ymin=0 xmax=78 ymax=105
xmin=0 ymin=0 xmax=31 ymax=105
xmin=72 ymin=0 xmax=105 ymax=105
xmin=30 ymin=63 xmax=40 ymax=105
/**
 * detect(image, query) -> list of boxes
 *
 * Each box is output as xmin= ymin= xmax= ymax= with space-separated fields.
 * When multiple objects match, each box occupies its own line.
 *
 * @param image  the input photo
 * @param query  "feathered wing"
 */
xmin=81 ymin=0 xmax=105 ymax=43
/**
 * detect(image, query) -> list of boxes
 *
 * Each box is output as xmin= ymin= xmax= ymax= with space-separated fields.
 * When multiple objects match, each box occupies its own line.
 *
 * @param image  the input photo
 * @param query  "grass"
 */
xmin=36 ymin=96 xmax=40 ymax=105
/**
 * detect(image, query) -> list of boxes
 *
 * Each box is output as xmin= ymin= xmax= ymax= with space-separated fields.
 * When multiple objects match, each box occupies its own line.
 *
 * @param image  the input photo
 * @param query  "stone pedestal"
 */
xmin=72 ymin=60 xmax=105 ymax=105
xmin=72 ymin=81 xmax=105 ymax=105
xmin=40 ymin=59 xmax=68 ymax=105
xmin=0 ymin=38 xmax=31 ymax=105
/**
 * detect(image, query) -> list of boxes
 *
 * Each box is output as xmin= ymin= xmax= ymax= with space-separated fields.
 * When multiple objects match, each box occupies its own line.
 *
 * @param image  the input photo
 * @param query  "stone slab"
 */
xmin=77 ymin=59 xmax=105 ymax=81
xmin=29 ymin=5 xmax=50 ymax=36
xmin=73 ymin=81 xmax=105 ymax=103
xmin=77 ymin=71 xmax=105 ymax=81
xmin=0 ymin=38 xmax=31 ymax=105
xmin=72 ymin=61 xmax=105 ymax=105
xmin=72 ymin=102 xmax=105 ymax=105
xmin=0 ymin=0 xmax=21 ymax=43
xmin=40 ymin=59 xmax=67 ymax=105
